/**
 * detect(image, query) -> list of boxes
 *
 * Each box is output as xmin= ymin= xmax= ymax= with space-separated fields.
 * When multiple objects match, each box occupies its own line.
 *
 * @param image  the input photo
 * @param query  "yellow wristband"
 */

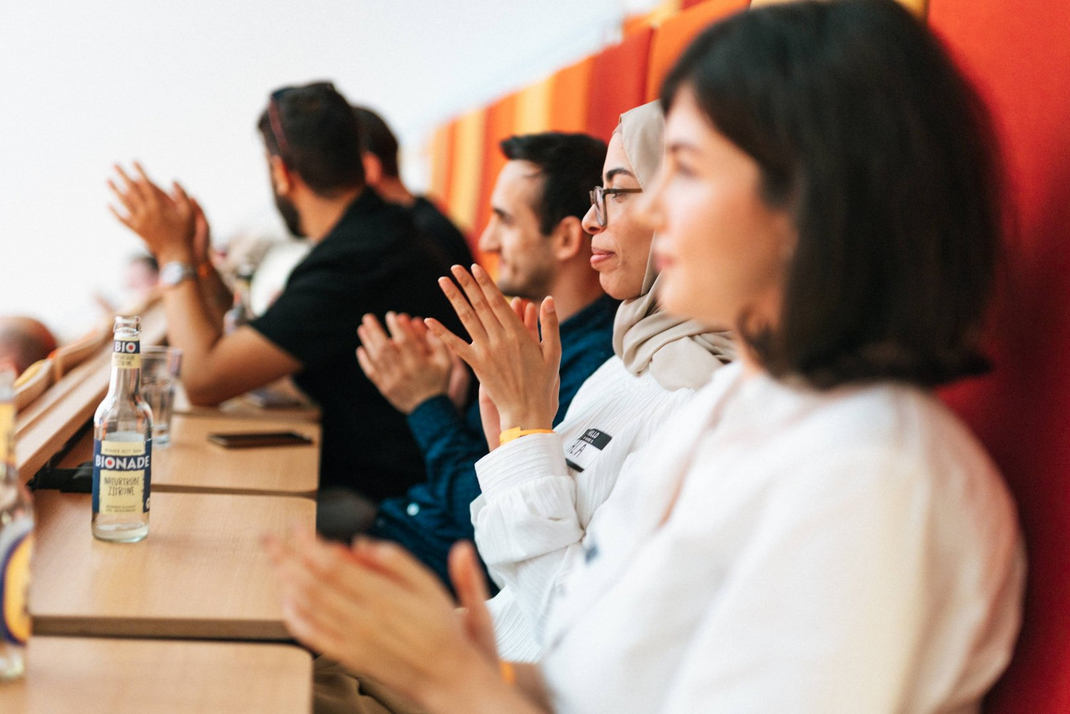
xmin=500 ymin=661 xmax=516 ymax=686
xmin=499 ymin=427 xmax=554 ymax=446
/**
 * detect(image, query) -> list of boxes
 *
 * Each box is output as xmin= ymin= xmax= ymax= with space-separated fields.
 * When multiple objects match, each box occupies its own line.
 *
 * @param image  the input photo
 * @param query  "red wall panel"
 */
xmin=645 ymin=0 xmax=750 ymax=102
xmin=585 ymin=27 xmax=654 ymax=143
xmin=928 ymin=1 xmax=1070 ymax=711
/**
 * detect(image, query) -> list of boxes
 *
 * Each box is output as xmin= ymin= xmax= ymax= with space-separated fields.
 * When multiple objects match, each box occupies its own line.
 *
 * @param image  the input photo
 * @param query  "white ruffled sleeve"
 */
xmin=472 ymin=432 xmax=590 ymax=647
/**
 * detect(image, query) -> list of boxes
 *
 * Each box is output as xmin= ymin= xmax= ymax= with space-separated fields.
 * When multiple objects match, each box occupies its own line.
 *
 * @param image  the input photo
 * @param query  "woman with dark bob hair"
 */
xmin=266 ymin=1 xmax=1025 ymax=712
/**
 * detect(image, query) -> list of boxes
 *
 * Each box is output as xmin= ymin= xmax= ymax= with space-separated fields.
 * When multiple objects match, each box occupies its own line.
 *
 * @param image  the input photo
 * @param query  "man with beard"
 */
xmin=354 ymin=132 xmax=615 ymax=584
xmin=108 ymin=81 xmax=463 ymax=513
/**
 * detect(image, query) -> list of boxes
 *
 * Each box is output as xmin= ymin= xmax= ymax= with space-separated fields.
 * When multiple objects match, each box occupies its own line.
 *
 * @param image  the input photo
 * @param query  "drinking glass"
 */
xmin=140 ymin=347 xmax=182 ymax=447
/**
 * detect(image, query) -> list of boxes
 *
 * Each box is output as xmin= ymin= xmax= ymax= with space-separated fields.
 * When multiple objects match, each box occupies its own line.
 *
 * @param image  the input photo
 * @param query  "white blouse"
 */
xmin=473 ymin=356 xmax=699 ymax=660
xmin=541 ymin=363 xmax=1026 ymax=714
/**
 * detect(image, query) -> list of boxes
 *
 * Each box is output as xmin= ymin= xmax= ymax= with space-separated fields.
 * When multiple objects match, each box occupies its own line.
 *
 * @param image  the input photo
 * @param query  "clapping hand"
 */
xmin=107 ymin=162 xmax=197 ymax=264
xmin=264 ymin=532 xmax=505 ymax=711
xmin=357 ymin=311 xmax=456 ymax=415
xmin=425 ymin=265 xmax=561 ymax=437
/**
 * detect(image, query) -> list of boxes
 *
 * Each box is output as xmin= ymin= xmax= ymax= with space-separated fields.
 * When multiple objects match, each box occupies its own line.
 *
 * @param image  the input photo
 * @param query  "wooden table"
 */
xmin=30 ymin=490 xmax=314 ymax=640
xmin=0 ymin=637 xmax=311 ymax=713
xmin=173 ymin=381 xmax=321 ymax=423
xmin=59 ymin=414 xmax=320 ymax=497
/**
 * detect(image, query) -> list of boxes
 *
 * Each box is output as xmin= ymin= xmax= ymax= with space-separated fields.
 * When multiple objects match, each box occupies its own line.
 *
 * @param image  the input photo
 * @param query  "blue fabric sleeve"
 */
xmin=406 ymin=395 xmax=488 ymax=536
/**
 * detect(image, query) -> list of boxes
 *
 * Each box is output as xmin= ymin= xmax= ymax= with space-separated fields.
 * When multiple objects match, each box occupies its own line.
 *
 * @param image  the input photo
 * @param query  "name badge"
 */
xmin=564 ymin=428 xmax=612 ymax=473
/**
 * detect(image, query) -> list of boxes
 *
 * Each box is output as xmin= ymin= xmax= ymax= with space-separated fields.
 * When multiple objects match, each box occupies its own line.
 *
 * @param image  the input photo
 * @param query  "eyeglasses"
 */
xmin=267 ymin=81 xmax=337 ymax=159
xmin=589 ymin=186 xmax=643 ymax=227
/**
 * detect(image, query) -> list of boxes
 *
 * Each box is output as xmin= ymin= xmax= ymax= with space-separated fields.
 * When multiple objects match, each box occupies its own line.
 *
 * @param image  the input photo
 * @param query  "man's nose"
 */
xmin=478 ymin=222 xmax=500 ymax=253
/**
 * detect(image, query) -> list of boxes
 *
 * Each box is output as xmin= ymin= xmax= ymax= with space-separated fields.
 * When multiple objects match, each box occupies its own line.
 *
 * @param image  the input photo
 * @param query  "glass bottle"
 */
xmin=92 ymin=316 xmax=153 ymax=542
xmin=0 ymin=369 xmax=34 ymax=681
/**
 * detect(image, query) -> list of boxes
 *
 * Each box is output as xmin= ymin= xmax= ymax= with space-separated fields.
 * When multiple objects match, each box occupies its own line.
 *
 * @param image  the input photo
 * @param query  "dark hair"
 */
xmin=353 ymin=106 xmax=400 ymax=179
xmin=257 ymin=82 xmax=365 ymax=196
xmin=500 ymin=133 xmax=608 ymax=236
xmin=661 ymin=0 xmax=1005 ymax=389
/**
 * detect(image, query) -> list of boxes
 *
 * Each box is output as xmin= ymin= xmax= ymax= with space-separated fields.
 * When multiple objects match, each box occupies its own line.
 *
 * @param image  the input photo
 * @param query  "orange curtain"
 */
xmin=471 ymin=93 xmax=519 ymax=273
xmin=645 ymin=0 xmax=750 ymax=102
xmin=547 ymin=56 xmax=595 ymax=133
xmin=515 ymin=76 xmax=554 ymax=135
xmin=427 ymin=122 xmax=455 ymax=206
xmin=445 ymin=108 xmax=486 ymax=235
xmin=586 ymin=26 xmax=655 ymax=142
xmin=477 ymin=93 xmax=518 ymax=232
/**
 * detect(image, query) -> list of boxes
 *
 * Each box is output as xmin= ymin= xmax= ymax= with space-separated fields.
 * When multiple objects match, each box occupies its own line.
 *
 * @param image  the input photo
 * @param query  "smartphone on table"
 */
xmin=207 ymin=431 xmax=313 ymax=449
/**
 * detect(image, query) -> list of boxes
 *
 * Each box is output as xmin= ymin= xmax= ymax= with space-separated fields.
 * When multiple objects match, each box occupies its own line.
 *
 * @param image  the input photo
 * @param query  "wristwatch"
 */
xmin=159 ymin=261 xmax=197 ymax=288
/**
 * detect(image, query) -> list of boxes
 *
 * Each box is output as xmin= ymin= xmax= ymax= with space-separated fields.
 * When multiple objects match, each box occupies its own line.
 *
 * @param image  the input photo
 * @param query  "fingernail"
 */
xmin=546 ymin=297 xmax=556 ymax=313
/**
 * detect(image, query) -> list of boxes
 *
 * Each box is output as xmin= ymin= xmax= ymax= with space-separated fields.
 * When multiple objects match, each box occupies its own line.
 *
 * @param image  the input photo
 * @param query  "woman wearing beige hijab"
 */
xmin=420 ymin=100 xmax=735 ymax=662
xmin=301 ymin=101 xmax=732 ymax=714
xmin=301 ymin=102 xmax=733 ymax=714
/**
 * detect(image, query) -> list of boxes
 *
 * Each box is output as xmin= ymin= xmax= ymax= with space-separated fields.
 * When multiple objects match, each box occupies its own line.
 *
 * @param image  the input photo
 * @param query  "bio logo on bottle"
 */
xmin=112 ymin=336 xmax=141 ymax=370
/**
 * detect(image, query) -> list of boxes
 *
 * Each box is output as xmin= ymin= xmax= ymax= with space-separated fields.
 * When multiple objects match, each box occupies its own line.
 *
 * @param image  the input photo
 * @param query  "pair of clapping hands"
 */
xmin=358 ymin=264 xmax=561 ymax=449
xmin=107 ymin=162 xmax=212 ymax=267
xmin=264 ymin=530 xmax=546 ymax=713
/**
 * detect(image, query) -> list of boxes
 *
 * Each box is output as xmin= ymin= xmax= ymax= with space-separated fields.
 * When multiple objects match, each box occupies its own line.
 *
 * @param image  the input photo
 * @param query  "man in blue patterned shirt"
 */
xmin=356 ymin=132 xmax=617 ymax=588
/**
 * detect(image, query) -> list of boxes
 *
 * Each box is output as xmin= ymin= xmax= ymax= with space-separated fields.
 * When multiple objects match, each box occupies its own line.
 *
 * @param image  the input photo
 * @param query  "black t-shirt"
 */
xmin=410 ymin=196 xmax=475 ymax=270
xmin=251 ymin=189 xmax=464 ymax=501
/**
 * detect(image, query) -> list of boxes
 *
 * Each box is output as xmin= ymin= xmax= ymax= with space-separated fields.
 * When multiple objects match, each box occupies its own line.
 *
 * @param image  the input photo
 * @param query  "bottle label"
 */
xmin=92 ymin=439 xmax=152 ymax=515
xmin=0 ymin=516 xmax=33 ymax=645
xmin=113 ymin=335 xmax=141 ymax=370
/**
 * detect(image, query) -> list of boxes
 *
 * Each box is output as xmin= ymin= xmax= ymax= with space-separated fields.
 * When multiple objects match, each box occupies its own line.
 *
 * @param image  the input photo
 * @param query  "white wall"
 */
xmin=0 ymin=0 xmax=658 ymax=339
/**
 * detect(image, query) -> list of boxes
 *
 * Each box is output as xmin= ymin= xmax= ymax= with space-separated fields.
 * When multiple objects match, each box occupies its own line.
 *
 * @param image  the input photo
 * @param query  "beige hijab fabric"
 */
xmin=611 ymin=101 xmax=735 ymax=391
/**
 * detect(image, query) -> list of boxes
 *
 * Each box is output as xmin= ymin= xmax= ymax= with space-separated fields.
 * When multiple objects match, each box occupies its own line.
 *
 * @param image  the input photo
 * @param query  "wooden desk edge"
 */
xmin=153 ymin=483 xmax=318 ymax=499
xmin=32 ymin=615 xmax=292 ymax=642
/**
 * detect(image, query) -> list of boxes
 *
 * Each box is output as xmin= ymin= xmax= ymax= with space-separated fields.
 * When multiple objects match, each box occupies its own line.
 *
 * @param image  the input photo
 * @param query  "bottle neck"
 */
xmin=108 ymin=338 xmax=142 ymax=397
xmin=109 ymin=363 xmax=141 ymax=397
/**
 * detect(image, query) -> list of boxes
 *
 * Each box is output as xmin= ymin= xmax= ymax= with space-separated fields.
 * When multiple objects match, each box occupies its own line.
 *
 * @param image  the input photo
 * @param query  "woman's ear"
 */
xmin=550 ymin=215 xmax=587 ymax=262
